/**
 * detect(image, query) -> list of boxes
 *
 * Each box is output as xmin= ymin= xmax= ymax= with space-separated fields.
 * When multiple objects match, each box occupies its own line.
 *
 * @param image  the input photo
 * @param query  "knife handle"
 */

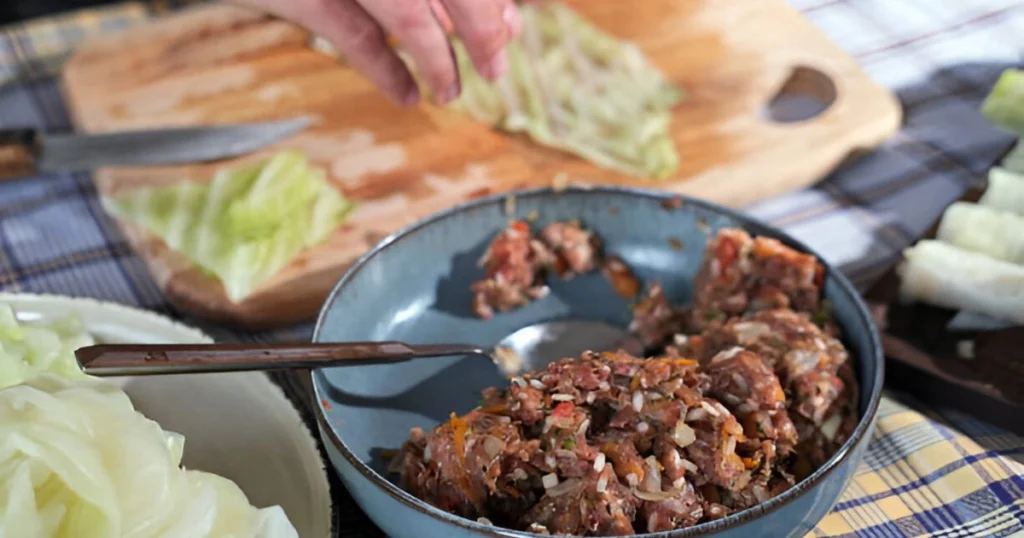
xmin=0 ymin=128 xmax=40 ymax=181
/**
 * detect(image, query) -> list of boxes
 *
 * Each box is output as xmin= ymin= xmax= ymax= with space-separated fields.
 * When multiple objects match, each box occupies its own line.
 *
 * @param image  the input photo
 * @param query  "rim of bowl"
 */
xmin=311 ymin=185 xmax=884 ymax=538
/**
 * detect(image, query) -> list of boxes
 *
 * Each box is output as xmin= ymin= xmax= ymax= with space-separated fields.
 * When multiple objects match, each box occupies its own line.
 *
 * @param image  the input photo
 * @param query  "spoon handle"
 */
xmin=75 ymin=342 xmax=487 ymax=377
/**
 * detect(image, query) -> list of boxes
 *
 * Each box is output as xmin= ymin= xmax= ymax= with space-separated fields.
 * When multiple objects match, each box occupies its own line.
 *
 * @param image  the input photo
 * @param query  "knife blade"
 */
xmin=0 ymin=117 xmax=311 ymax=180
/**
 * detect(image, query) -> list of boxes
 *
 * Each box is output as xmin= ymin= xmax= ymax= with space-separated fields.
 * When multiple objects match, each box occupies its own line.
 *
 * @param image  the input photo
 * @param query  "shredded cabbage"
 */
xmin=0 ymin=306 xmax=299 ymax=537
xmin=0 ymin=374 xmax=299 ymax=538
xmin=0 ymin=304 xmax=92 ymax=390
xmin=445 ymin=3 xmax=684 ymax=180
xmin=103 ymin=151 xmax=355 ymax=303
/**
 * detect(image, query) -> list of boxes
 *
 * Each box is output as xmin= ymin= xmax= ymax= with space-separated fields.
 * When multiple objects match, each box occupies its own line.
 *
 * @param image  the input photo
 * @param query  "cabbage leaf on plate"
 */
xmin=103 ymin=151 xmax=355 ymax=303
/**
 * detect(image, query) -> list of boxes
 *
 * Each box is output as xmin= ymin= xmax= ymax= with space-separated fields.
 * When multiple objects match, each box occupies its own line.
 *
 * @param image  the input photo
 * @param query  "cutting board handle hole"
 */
xmin=763 ymin=66 xmax=837 ymax=124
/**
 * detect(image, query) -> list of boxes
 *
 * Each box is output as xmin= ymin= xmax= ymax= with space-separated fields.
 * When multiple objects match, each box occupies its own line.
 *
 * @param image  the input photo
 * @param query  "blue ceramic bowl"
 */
xmin=312 ymin=187 xmax=883 ymax=538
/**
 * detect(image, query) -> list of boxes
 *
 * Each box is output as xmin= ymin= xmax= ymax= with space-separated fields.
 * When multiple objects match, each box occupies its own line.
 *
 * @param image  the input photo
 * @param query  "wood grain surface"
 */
xmin=61 ymin=0 xmax=902 ymax=328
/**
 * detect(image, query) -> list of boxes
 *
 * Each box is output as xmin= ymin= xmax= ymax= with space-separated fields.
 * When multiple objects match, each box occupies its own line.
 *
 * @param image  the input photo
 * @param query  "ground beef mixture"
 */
xmin=690 ymin=228 xmax=826 ymax=332
xmin=402 ymin=227 xmax=859 ymax=535
xmin=471 ymin=220 xmax=602 ymax=319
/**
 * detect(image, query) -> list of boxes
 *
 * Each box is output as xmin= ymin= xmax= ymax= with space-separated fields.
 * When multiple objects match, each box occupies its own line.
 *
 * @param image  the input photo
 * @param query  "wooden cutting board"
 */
xmin=61 ymin=1 xmax=901 ymax=329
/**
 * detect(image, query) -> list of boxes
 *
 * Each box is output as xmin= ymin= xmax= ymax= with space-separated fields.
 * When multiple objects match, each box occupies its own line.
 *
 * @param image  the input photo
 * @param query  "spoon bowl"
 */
xmin=496 ymin=319 xmax=641 ymax=373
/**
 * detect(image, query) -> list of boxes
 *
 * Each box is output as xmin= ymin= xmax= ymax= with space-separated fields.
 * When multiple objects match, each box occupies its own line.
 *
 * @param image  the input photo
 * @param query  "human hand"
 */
xmin=238 ymin=0 xmax=523 ymax=107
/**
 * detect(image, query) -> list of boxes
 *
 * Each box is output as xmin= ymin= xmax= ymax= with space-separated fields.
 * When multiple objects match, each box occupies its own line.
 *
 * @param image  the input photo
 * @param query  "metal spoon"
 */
xmin=75 ymin=319 xmax=639 ymax=378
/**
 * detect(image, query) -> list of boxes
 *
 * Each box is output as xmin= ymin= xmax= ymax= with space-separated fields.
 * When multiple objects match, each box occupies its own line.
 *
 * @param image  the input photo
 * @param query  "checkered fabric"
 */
xmin=0 ymin=1 xmax=1022 ymax=536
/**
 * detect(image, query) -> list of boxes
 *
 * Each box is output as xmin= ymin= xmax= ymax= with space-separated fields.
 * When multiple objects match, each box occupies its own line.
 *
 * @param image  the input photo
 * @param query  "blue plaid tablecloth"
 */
xmin=0 ymin=1 xmax=1022 ymax=537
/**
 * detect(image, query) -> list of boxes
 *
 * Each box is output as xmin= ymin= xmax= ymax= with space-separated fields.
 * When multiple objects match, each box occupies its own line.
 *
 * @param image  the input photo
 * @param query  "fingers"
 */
xmin=502 ymin=0 xmax=523 ymax=39
xmin=280 ymin=0 xmax=420 ymax=106
xmin=439 ymin=0 xmax=520 ymax=81
xmin=358 ymin=0 xmax=461 ymax=104
xmin=238 ymin=0 xmax=521 ymax=106
xmin=428 ymin=0 xmax=454 ymax=33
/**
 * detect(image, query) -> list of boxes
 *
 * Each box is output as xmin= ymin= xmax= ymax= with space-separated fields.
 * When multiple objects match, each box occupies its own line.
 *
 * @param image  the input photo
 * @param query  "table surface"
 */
xmin=0 ymin=1 xmax=1022 ymax=537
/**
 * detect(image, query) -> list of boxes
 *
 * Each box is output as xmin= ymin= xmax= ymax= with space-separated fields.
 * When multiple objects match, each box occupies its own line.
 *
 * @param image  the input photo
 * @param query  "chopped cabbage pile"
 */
xmin=447 ymin=3 xmax=684 ymax=180
xmin=0 ymin=306 xmax=299 ymax=537
xmin=103 ymin=151 xmax=354 ymax=303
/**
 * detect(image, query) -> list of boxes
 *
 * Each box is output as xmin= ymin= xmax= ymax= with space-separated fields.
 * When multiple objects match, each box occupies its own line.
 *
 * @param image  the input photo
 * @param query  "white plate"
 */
xmin=0 ymin=293 xmax=333 ymax=538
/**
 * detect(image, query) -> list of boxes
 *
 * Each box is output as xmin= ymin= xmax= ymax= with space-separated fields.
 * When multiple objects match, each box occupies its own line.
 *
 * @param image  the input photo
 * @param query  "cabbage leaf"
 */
xmin=103 ymin=151 xmax=354 ymax=303
xmin=446 ymin=3 xmax=684 ymax=180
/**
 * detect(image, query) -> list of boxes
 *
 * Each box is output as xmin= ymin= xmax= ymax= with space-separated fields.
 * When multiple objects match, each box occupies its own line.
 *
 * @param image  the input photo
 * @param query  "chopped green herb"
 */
xmin=563 ymin=438 xmax=576 ymax=450
xmin=704 ymin=308 xmax=722 ymax=322
xmin=812 ymin=300 xmax=833 ymax=327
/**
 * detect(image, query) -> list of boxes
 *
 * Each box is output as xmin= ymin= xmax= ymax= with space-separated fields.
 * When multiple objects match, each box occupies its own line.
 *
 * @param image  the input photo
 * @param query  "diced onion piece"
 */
xmin=672 ymin=421 xmax=696 ymax=448
xmin=632 ymin=391 xmax=644 ymax=412
xmin=634 ymin=490 xmax=679 ymax=502
xmin=594 ymin=452 xmax=607 ymax=472
xmin=545 ymin=478 xmax=581 ymax=497
xmin=701 ymin=401 xmax=721 ymax=417
xmin=725 ymin=435 xmax=738 ymax=457
xmin=686 ymin=407 xmax=707 ymax=422
xmin=542 ymin=473 xmax=560 ymax=489
xmin=819 ymin=413 xmax=844 ymax=442
xmin=710 ymin=346 xmax=745 ymax=364
xmin=640 ymin=456 xmax=662 ymax=493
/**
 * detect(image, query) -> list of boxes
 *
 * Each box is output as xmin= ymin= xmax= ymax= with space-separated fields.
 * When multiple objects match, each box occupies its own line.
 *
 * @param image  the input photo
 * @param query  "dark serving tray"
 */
xmin=863 ymin=142 xmax=1023 ymax=435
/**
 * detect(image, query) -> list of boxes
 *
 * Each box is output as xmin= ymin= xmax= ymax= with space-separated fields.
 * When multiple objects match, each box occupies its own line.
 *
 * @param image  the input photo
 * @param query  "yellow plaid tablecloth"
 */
xmin=1 ymin=2 xmax=1022 ymax=537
